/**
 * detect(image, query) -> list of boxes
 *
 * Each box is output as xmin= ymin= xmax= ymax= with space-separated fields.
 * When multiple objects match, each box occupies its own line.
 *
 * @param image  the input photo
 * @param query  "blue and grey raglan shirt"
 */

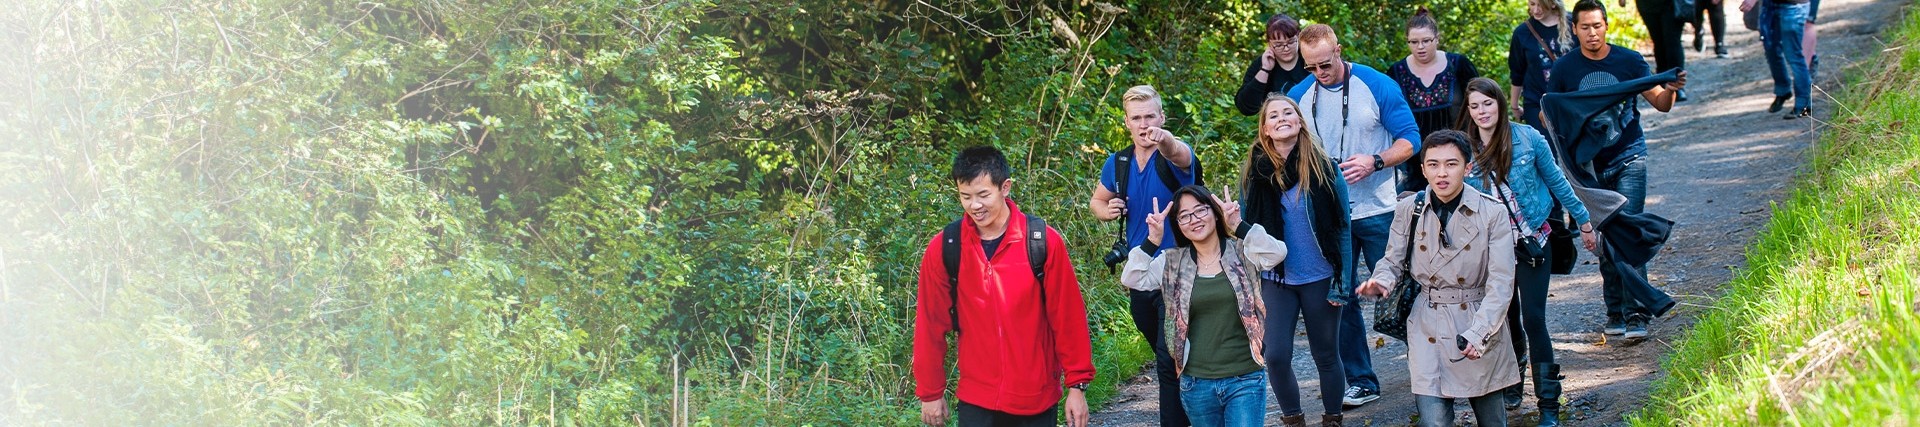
xmin=1289 ymin=62 xmax=1424 ymax=220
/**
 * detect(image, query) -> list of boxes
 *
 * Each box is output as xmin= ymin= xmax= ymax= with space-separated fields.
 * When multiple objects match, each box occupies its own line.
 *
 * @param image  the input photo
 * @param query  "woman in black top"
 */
xmin=1388 ymin=7 xmax=1480 ymax=192
xmin=1508 ymin=0 xmax=1574 ymax=136
xmin=1235 ymin=12 xmax=1312 ymax=116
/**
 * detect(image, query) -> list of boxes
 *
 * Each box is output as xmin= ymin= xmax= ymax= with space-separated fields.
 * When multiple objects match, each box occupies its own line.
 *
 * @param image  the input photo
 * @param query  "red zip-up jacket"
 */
xmin=914 ymin=200 xmax=1096 ymax=415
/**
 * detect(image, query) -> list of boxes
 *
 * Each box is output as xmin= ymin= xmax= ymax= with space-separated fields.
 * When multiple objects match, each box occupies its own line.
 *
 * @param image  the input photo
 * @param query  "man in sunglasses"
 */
xmin=1285 ymin=23 xmax=1424 ymax=409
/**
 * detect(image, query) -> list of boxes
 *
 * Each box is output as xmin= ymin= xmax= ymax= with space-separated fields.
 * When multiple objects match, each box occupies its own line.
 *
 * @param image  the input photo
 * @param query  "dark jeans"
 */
xmin=958 ymin=400 xmax=1057 ymax=427
xmin=1637 ymin=0 xmax=1688 ymax=73
xmin=1415 ymin=394 xmax=1508 ymax=427
xmin=1514 ymin=242 xmax=1557 ymax=365
xmin=1597 ymin=157 xmax=1649 ymax=320
xmin=1131 ymin=289 xmax=1189 ymax=427
xmin=1341 ymin=213 xmax=1393 ymax=392
xmin=1262 ymin=277 xmax=1346 ymax=416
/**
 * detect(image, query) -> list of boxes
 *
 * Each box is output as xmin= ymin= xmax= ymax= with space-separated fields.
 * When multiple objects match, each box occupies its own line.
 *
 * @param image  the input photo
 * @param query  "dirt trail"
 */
xmin=1090 ymin=0 xmax=1910 ymax=425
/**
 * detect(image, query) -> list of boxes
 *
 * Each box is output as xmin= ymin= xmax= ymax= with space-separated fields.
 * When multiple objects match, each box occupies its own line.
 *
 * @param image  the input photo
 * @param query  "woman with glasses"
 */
xmin=1457 ymin=77 xmax=1598 ymax=426
xmin=1238 ymin=94 xmax=1353 ymax=427
xmin=1356 ymin=130 xmax=1519 ymax=427
xmin=1388 ymin=7 xmax=1481 ymax=192
xmin=1235 ymin=12 xmax=1313 ymax=117
xmin=1121 ymin=185 xmax=1284 ymax=427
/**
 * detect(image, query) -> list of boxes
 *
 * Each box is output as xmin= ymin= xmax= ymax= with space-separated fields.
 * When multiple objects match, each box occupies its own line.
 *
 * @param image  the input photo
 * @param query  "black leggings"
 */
xmin=1506 ymin=242 xmax=1557 ymax=365
xmin=1691 ymin=0 xmax=1727 ymax=48
xmin=1261 ymin=277 xmax=1345 ymax=416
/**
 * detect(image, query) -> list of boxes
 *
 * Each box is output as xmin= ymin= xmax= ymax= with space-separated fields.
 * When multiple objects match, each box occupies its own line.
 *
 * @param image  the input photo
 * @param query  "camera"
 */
xmin=1101 ymin=238 xmax=1129 ymax=273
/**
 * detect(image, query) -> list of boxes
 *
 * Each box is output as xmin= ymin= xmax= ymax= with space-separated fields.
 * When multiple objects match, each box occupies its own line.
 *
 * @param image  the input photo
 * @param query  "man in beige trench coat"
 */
xmin=1358 ymin=130 xmax=1520 ymax=427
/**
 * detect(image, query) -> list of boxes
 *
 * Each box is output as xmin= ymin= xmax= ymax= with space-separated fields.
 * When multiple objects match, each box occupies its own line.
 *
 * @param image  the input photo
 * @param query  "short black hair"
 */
xmin=1421 ymin=129 xmax=1475 ymax=164
xmin=949 ymin=145 xmax=1011 ymax=185
xmin=1572 ymin=0 xmax=1608 ymax=23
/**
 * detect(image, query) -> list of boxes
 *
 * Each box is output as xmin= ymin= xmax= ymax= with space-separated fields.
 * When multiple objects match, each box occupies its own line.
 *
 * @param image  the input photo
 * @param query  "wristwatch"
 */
xmin=1371 ymin=154 xmax=1386 ymax=172
xmin=1068 ymin=382 xmax=1090 ymax=391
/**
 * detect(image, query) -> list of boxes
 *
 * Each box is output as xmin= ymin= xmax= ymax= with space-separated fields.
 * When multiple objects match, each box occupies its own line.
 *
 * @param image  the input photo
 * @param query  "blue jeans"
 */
xmin=1415 ymin=394 xmax=1508 ymax=427
xmin=1760 ymin=2 xmax=1812 ymax=110
xmin=1597 ymin=157 xmax=1648 ymax=320
xmin=1340 ymin=213 xmax=1392 ymax=392
xmin=1180 ymin=370 xmax=1268 ymax=427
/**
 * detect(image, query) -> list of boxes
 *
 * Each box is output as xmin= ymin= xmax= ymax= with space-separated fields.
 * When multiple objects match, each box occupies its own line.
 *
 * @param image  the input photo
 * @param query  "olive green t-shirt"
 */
xmin=1184 ymin=273 xmax=1261 ymax=379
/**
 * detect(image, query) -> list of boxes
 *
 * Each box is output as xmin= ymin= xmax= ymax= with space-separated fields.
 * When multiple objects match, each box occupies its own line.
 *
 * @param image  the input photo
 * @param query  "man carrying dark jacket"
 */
xmin=1547 ymin=0 xmax=1687 ymax=340
xmin=917 ymin=146 xmax=1095 ymax=427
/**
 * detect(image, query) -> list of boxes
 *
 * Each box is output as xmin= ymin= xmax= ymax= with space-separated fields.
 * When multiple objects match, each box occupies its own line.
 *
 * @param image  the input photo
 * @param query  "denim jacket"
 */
xmin=1468 ymin=123 xmax=1593 ymax=234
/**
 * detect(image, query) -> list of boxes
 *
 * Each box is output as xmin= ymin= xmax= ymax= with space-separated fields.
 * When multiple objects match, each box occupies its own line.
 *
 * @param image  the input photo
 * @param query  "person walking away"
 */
xmin=1742 ymin=0 xmax=1814 ymax=119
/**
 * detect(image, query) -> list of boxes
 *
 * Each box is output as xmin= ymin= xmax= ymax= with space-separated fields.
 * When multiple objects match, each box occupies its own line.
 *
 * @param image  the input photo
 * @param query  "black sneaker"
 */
xmin=1715 ymin=46 xmax=1729 ymax=58
xmin=1694 ymin=28 xmax=1705 ymax=52
xmin=1624 ymin=316 xmax=1650 ymax=339
xmin=1604 ymin=315 xmax=1627 ymax=336
xmin=1676 ymin=89 xmax=1689 ymax=103
xmin=1770 ymin=94 xmax=1793 ymax=113
xmin=1342 ymin=386 xmax=1381 ymax=407
xmin=1785 ymin=107 xmax=1812 ymax=120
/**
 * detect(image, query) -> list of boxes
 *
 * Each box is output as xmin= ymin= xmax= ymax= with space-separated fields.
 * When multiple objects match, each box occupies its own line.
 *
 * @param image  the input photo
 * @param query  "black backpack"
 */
xmin=940 ymin=213 xmax=1050 ymax=334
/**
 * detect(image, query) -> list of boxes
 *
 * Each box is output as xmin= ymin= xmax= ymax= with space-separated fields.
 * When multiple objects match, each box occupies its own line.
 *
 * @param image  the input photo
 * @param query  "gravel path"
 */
xmin=1089 ymin=0 xmax=1910 ymax=424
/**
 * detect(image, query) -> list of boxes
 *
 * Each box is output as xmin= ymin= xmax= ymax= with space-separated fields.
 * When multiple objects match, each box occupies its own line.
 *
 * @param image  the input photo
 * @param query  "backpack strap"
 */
xmin=1026 ymin=214 xmax=1049 ymax=309
xmin=940 ymin=214 xmax=1054 ymax=336
xmin=1154 ymin=152 xmax=1203 ymax=193
xmin=941 ymin=220 xmax=963 ymax=334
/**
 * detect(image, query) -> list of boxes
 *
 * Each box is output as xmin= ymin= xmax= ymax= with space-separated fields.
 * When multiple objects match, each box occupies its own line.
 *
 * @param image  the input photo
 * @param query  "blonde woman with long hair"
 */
xmin=1238 ymin=94 xmax=1354 ymax=427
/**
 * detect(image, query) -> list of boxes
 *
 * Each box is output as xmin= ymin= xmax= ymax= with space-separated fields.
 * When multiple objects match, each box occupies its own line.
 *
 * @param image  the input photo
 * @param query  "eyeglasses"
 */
xmin=1406 ymin=38 xmax=1437 ymax=47
xmin=1177 ymin=206 xmax=1213 ymax=224
xmin=1304 ymin=61 xmax=1341 ymax=73
xmin=1268 ymin=37 xmax=1297 ymax=50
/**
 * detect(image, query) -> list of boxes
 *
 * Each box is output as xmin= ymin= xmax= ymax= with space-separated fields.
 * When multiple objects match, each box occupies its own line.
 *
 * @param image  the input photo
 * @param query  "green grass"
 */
xmin=1630 ymin=4 xmax=1920 ymax=425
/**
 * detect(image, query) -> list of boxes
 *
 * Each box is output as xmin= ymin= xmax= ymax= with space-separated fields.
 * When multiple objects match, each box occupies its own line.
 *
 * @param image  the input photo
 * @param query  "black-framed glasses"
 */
xmin=1178 ymin=206 xmax=1214 ymax=224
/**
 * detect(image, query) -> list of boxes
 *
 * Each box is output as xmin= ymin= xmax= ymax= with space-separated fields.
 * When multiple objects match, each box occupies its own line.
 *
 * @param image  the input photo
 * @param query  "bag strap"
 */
xmin=1493 ymin=183 xmax=1536 ymax=240
xmin=1525 ymin=20 xmax=1558 ymax=63
xmin=1400 ymin=192 xmax=1428 ymax=275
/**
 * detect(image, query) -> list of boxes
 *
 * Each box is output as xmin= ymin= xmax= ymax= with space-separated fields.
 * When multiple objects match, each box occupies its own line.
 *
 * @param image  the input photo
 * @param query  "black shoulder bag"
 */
xmin=1373 ymin=192 xmax=1428 ymax=342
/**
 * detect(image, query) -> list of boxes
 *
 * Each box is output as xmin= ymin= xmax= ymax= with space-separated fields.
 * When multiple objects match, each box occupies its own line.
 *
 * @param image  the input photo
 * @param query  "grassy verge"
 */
xmin=1630 ymin=4 xmax=1920 ymax=425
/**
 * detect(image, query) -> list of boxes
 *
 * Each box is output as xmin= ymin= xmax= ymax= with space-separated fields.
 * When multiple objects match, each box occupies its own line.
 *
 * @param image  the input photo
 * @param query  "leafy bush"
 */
xmin=0 ymin=0 xmax=1540 ymax=424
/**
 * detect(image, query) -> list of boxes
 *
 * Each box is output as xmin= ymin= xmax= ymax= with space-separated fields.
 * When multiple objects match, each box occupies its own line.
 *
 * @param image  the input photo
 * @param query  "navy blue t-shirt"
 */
xmin=1509 ymin=16 xmax=1572 ymax=122
xmin=1100 ymin=150 xmax=1199 ymax=254
xmin=1547 ymin=45 xmax=1651 ymax=169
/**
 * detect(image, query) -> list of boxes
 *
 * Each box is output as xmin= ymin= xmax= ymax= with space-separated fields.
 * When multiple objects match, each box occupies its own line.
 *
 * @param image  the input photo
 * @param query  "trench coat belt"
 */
xmin=1424 ymin=285 xmax=1488 ymax=305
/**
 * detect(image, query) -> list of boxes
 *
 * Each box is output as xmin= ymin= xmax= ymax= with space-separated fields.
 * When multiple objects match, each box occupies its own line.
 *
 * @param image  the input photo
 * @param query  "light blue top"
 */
xmin=1467 ymin=123 xmax=1593 ymax=235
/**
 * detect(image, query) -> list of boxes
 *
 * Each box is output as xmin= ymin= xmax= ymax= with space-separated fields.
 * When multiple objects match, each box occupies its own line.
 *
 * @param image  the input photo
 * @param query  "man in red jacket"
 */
xmin=916 ymin=146 xmax=1095 ymax=427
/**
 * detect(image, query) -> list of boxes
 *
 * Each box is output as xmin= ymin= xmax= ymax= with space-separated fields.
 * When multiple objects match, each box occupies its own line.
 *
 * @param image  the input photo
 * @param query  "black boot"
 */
xmin=1535 ymin=363 xmax=1565 ymax=427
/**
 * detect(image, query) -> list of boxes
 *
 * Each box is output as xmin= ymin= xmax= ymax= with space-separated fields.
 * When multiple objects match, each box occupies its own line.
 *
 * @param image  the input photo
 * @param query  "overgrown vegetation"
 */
xmin=1631 ymin=4 xmax=1920 ymax=425
xmin=0 ymin=0 xmax=1545 ymax=424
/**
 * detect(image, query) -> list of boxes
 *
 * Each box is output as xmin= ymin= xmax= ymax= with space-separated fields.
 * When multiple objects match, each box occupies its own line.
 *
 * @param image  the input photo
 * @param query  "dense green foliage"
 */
xmin=1 ymin=0 xmax=1542 ymax=424
xmin=1631 ymin=4 xmax=1920 ymax=425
